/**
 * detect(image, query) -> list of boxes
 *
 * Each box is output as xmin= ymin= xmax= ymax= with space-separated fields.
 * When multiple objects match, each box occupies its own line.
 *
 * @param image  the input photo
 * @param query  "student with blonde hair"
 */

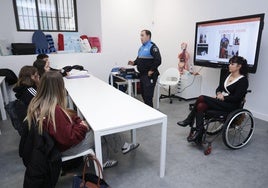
xmin=21 ymin=71 xmax=117 ymax=187
xmin=26 ymin=71 xmax=90 ymax=153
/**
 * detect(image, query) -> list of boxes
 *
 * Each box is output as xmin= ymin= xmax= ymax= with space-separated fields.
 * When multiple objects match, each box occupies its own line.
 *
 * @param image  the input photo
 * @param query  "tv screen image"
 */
xmin=194 ymin=14 xmax=265 ymax=73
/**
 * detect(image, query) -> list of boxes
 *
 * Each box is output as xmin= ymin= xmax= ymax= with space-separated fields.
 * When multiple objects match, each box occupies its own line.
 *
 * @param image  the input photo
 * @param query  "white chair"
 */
xmin=159 ymin=67 xmax=181 ymax=104
xmin=62 ymin=148 xmax=98 ymax=174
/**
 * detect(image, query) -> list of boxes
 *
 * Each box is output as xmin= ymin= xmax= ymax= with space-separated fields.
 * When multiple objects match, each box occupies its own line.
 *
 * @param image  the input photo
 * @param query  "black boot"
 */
xmin=187 ymin=112 xmax=204 ymax=142
xmin=177 ymin=109 xmax=195 ymax=127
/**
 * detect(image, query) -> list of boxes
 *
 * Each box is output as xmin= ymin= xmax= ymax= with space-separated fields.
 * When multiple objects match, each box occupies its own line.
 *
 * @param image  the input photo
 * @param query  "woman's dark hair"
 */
xmin=229 ymin=56 xmax=248 ymax=77
xmin=37 ymin=54 xmax=49 ymax=60
xmin=15 ymin=66 xmax=38 ymax=87
xmin=33 ymin=59 xmax=46 ymax=77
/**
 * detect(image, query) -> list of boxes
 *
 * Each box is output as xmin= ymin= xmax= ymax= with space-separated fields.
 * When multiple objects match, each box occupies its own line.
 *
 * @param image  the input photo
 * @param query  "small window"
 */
xmin=13 ymin=0 xmax=78 ymax=32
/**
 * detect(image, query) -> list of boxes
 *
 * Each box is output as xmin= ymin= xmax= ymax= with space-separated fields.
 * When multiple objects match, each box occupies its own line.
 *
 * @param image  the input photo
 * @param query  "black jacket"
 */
xmin=134 ymin=41 xmax=161 ymax=76
xmin=216 ymin=75 xmax=248 ymax=105
xmin=12 ymin=85 xmax=36 ymax=134
xmin=13 ymin=85 xmax=37 ymax=106
xmin=19 ymin=122 xmax=62 ymax=188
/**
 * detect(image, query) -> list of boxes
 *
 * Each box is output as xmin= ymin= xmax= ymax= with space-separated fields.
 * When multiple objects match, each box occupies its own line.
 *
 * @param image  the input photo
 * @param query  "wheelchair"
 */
xmin=187 ymin=91 xmax=255 ymax=155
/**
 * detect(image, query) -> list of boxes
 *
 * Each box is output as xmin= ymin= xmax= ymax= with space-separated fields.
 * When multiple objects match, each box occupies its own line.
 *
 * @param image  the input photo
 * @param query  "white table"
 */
xmin=0 ymin=76 xmax=8 ymax=120
xmin=64 ymin=75 xmax=167 ymax=177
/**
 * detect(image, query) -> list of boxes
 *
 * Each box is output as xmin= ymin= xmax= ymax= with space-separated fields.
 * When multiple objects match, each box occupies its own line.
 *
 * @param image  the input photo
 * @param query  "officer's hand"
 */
xmin=128 ymin=61 xmax=134 ymax=65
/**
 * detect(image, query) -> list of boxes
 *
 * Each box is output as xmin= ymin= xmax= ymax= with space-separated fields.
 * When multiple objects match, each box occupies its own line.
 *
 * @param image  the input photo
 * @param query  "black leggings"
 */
xmin=193 ymin=95 xmax=239 ymax=129
xmin=195 ymin=95 xmax=239 ymax=113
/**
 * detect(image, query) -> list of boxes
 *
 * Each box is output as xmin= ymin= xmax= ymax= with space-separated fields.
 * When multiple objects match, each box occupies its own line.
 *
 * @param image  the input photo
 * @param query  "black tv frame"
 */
xmin=194 ymin=13 xmax=265 ymax=73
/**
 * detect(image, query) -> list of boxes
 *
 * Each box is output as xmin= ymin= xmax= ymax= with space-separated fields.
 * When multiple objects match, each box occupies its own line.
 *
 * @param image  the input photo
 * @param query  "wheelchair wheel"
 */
xmin=222 ymin=109 xmax=254 ymax=149
xmin=206 ymin=120 xmax=224 ymax=136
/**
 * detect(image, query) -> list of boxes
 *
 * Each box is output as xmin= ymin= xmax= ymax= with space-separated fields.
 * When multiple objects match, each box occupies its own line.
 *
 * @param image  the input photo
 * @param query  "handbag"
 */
xmin=72 ymin=155 xmax=110 ymax=188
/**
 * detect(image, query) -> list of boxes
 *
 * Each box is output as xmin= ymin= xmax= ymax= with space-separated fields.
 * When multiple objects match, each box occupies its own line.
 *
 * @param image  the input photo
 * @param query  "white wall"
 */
xmin=0 ymin=0 xmax=101 ymax=47
xmin=152 ymin=0 xmax=268 ymax=121
xmin=0 ymin=0 xmax=154 ymax=81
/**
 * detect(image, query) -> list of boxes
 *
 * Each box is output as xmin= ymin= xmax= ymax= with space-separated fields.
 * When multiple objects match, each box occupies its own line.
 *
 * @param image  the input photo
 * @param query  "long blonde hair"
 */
xmin=27 ymin=71 xmax=69 ymax=134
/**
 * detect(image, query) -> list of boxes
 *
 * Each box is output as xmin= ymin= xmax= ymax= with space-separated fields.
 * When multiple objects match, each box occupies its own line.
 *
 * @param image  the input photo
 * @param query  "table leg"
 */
xmin=156 ymin=78 xmax=160 ymax=109
xmin=131 ymin=129 xmax=137 ymax=144
xmin=0 ymin=87 xmax=7 ymax=120
xmin=127 ymin=79 xmax=132 ymax=96
xmin=160 ymin=117 xmax=167 ymax=178
xmin=94 ymin=132 xmax=103 ymax=171
xmin=110 ymin=74 xmax=114 ymax=87
xmin=134 ymin=81 xmax=137 ymax=97
xmin=127 ymin=79 xmax=136 ymax=144
xmin=1 ymin=80 xmax=8 ymax=105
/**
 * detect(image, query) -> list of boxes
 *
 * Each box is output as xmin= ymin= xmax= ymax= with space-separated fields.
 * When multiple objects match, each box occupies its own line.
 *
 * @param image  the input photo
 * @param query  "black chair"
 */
xmin=187 ymin=91 xmax=255 ymax=155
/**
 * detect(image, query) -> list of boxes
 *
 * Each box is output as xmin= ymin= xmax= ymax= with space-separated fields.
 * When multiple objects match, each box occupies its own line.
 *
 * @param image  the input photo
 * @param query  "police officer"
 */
xmin=128 ymin=30 xmax=161 ymax=107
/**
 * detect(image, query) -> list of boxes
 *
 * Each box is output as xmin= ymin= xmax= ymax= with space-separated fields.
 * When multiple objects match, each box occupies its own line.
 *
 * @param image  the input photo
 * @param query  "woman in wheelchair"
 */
xmin=177 ymin=56 xmax=249 ymax=142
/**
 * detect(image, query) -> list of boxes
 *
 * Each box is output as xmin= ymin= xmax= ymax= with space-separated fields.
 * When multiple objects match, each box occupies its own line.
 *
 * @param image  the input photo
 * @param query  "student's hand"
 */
xmin=80 ymin=120 xmax=90 ymax=130
xmin=128 ymin=61 xmax=134 ymax=65
xmin=216 ymin=93 xmax=224 ymax=101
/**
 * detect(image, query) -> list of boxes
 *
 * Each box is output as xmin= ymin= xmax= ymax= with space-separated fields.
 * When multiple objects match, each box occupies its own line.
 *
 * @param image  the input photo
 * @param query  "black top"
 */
xmin=19 ymin=123 xmax=61 ymax=188
xmin=13 ymin=85 xmax=37 ymax=106
xmin=134 ymin=41 xmax=161 ymax=76
xmin=216 ymin=74 xmax=248 ymax=105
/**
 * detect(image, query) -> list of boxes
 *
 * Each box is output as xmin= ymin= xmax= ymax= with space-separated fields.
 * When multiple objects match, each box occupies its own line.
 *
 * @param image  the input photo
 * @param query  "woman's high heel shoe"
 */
xmin=187 ymin=130 xmax=203 ymax=142
xmin=177 ymin=110 xmax=195 ymax=127
xmin=177 ymin=119 xmax=193 ymax=127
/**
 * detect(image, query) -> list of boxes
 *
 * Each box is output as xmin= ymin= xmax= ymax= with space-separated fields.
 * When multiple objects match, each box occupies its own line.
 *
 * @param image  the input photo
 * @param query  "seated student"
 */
xmin=177 ymin=56 xmax=249 ymax=142
xmin=36 ymin=54 xmax=69 ymax=76
xmin=8 ymin=66 xmax=39 ymax=135
xmin=33 ymin=59 xmax=50 ymax=77
xmin=23 ymin=72 xmax=117 ymax=182
xmin=13 ymin=66 xmax=39 ymax=106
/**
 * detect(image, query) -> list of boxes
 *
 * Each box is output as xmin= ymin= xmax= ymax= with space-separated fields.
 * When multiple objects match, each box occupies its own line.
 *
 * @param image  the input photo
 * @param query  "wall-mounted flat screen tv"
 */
xmin=194 ymin=13 xmax=265 ymax=73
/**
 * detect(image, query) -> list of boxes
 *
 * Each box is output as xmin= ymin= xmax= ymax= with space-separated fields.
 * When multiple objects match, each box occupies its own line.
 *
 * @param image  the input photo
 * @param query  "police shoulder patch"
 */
xmin=153 ymin=47 xmax=158 ymax=52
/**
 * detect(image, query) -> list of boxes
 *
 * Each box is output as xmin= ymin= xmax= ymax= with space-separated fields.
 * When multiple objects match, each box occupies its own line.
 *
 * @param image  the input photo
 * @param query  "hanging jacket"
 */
xmin=19 ymin=122 xmax=62 ymax=188
xmin=13 ymin=84 xmax=37 ymax=106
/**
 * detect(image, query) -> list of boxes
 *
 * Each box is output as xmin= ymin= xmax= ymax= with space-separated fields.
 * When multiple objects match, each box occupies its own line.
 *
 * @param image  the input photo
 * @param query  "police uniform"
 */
xmin=134 ymin=40 xmax=161 ymax=107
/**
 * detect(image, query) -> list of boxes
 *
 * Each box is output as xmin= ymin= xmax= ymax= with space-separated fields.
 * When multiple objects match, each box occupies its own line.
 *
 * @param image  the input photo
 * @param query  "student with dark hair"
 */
xmin=36 ymin=53 xmax=49 ymax=60
xmin=9 ymin=66 xmax=39 ymax=135
xmin=33 ymin=59 xmax=50 ymax=77
xmin=13 ymin=66 xmax=39 ymax=106
xmin=177 ymin=56 xmax=249 ymax=142
xmin=36 ymin=54 xmax=69 ymax=76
